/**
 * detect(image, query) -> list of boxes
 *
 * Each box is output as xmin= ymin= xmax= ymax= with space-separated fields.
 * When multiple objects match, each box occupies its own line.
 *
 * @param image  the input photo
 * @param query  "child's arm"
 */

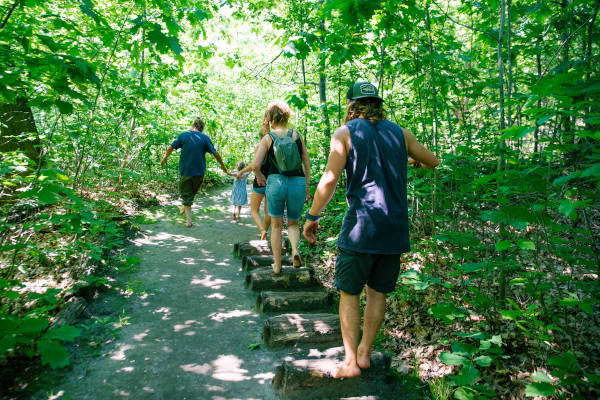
xmin=236 ymin=136 xmax=270 ymax=179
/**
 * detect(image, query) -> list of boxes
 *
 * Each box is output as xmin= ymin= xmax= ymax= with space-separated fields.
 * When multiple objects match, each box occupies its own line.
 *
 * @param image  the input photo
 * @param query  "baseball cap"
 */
xmin=346 ymin=82 xmax=383 ymax=101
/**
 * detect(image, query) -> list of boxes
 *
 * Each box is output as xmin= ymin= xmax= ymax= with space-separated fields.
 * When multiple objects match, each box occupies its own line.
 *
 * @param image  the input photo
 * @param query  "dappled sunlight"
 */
xmin=212 ymin=354 xmax=250 ymax=382
xmin=205 ymin=293 xmax=226 ymax=299
xmin=285 ymin=313 xmax=308 ymax=332
xmin=142 ymin=387 xmax=155 ymax=394
xmin=119 ymin=366 xmax=134 ymax=372
xmin=204 ymin=385 xmax=225 ymax=392
xmin=180 ymin=363 xmax=211 ymax=375
xmin=110 ymin=344 xmax=135 ymax=361
xmin=153 ymin=306 xmax=172 ymax=320
xmin=252 ymin=372 xmax=275 ymax=384
xmin=132 ymin=231 xmax=201 ymax=247
xmin=208 ymin=309 xmax=253 ymax=322
xmin=180 ymin=258 xmax=197 ymax=265
xmin=190 ymin=275 xmax=231 ymax=289
xmin=133 ymin=330 xmax=149 ymax=342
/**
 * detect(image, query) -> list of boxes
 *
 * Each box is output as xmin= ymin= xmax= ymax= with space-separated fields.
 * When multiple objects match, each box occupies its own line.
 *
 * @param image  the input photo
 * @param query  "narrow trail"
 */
xmin=44 ymin=185 xmax=285 ymax=399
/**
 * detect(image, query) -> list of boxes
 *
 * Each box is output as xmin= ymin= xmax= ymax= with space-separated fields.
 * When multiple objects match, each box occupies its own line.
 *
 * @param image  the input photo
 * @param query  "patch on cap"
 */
xmin=360 ymin=83 xmax=376 ymax=96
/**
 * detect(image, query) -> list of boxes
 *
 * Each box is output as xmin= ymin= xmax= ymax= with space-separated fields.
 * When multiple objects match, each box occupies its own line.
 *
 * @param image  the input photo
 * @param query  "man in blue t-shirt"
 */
xmin=160 ymin=117 xmax=231 ymax=227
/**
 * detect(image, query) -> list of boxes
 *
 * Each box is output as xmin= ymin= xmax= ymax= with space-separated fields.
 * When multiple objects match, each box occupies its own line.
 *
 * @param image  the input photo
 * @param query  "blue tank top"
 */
xmin=337 ymin=119 xmax=410 ymax=254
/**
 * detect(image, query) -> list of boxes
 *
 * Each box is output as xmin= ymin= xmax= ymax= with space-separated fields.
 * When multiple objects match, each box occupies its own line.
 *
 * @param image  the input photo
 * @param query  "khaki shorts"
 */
xmin=334 ymin=247 xmax=401 ymax=295
xmin=180 ymin=175 xmax=204 ymax=206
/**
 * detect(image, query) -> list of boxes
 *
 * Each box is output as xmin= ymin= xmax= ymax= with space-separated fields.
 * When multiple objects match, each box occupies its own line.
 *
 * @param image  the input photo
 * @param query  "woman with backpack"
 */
xmin=237 ymin=100 xmax=310 ymax=274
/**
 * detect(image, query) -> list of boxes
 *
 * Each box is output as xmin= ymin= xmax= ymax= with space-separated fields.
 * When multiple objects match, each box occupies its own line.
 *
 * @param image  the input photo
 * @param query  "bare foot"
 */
xmin=260 ymin=230 xmax=267 ymax=240
xmin=272 ymin=264 xmax=282 ymax=275
xmin=332 ymin=361 xmax=361 ymax=379
xmin=292 ymin=253 xmax=302 ymax=268
xmin=357 ymin=346 xmax=371 ymax=369
xmin=185 ymin=222 xmax=192 ymax=228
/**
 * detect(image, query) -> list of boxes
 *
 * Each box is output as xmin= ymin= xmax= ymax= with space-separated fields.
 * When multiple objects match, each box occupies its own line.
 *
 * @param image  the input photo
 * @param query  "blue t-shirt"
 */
xmin=337 ymin=119 xmax=410 ymax=255
xmin=170 ymin=130 xmax=216 ymax=176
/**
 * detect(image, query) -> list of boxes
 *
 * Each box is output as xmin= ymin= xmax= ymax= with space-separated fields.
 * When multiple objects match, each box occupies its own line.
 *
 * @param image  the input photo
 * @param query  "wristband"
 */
xmin=305 ymin=209 xmax=320 ymax=221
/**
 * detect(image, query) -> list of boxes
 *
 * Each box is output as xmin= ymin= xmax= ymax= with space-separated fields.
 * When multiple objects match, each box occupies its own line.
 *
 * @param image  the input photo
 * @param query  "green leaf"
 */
xmin=548 ymin=351 xmax=577 ymax=369
xmin=19 ymin=318 xmax=50 ymax=335
xmin=500 ymin=125 xmax=535 ymax=140
xmin=531 ymin=371 xmax=553 ymax=384
xmin=42 ymin=326 xmax=81 ymax=342
xmin=455 ymin=361 xmax=480 ymax=386
xmin=581 ymin=163 xmax=600 ymax=178
xmin=454 ymin=386 xmax=476 ymax=400
xmin=517 ymin=240 xmax=535 ymax=250
xmin=558 ymin=199 xmax=577 ymax=218
xmin=459 ymin=262 xmax=487 ymax=273
xmin=440 ymin=351 xmax=467 ymax=366
xmin=474 ymin=355 xmax=492 ymax=367
xmin=248 ymin=343 xmax=260 ymax=350
xmin=525 ymin=382 xmax=555 ymax=397
xmin=38 ymin=340 xmax=71 ymax=368
xmin=55 ymin=100 xmax=74 ymax=115
xmin=495 ymin=240 xmax=511 ymax=251
xmin=0 ymin=334 xmax=16 ymax=354
xmin=536 ymin=114 xmax=555 ymax=125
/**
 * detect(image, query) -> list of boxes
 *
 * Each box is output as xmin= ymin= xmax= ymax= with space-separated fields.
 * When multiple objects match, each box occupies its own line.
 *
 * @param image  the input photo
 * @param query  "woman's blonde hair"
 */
xmin=262 ymin=100 xmax=291 ymax=134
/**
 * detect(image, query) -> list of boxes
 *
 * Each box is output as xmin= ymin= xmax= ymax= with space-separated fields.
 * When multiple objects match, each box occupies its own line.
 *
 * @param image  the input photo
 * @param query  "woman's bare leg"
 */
xmin=271 ymin=217 xmax=283 ymax=273
xmin=250 ymin=192 xmax=265 ymax=235
xmin=262 ymin=198 xmax=271 ymax=240
xmin=287 ymin=219 xmax=301 ymax=267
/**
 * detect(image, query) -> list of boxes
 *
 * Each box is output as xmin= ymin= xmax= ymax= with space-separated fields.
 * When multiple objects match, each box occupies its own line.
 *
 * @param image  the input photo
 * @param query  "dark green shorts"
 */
xmin=179 ymin=175 xmax=204 ymax=206
xmin=334 ymin=247 xmax=401 ymax=295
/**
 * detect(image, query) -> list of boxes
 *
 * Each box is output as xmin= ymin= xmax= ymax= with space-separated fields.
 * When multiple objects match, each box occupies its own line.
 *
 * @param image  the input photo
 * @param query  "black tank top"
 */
xmin=337 ymin=119 xmax=410 ymax=254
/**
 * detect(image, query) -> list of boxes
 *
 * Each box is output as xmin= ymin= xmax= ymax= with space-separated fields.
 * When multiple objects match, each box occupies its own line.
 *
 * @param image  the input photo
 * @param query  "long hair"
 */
xmin=192 ymin=117 xmax=205 ymax=131
xmin=262 ymin=100 xmax=291 ymax=134
xmin=344 ymin=98 xmax=385 ymax=123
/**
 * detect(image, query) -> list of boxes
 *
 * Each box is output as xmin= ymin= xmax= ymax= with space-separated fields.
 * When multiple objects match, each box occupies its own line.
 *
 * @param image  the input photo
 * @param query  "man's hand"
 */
xmin=256 ymin=176 xmax=266 ymax=186
xmin=303 ymin=220 xmax=319 ymax=243
xmin=408 ymin=157 xmax=421 ymax=169
xmin=236 ymin=171 xmax=245 ymax=180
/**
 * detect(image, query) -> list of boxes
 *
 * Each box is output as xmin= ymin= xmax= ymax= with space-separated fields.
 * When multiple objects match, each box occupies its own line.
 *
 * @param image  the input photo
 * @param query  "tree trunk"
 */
xmin=496 ymin=0 xmax=507 ymax=172
xmin=263 ymin=313 xmax=340 ymax=347
xmin=0 ymin=98 xmax=41 ymax=166
xmin=318 ymin=8 xmax=330 ymax=138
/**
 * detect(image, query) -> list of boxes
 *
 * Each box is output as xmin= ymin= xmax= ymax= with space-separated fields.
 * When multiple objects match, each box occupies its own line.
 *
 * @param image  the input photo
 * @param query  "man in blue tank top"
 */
xmin=303 ymin=82 xmax=439 ymax=379
xmin=160 ymin=117 xmax=231 ymax=227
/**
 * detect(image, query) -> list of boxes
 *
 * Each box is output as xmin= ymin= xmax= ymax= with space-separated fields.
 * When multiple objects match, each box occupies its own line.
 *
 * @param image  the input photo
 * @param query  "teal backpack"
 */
xmin=269 ymin=130 xmax=303 ymax=175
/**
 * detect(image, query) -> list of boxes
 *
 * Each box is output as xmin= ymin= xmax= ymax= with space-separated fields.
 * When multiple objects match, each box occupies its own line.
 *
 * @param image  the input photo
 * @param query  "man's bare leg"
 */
xmin=333 ymin=290 xmax=362 ymax=378
xmin=184 ymin=205 xmax=192 ymax=227
xmin=357 ymin=285 xmax=387 ymax=369
xmin=271 ymin=217 xmax=283 ymax=273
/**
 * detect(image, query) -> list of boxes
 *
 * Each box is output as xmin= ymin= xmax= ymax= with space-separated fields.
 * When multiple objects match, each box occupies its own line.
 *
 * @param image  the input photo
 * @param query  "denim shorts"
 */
xmin=334 ymin=247 xmax=401 ymax=295
xmin=266 ymin=174 xmax=306 ymax=220
xmin=252 ymin=186 xmax=266 ymax=195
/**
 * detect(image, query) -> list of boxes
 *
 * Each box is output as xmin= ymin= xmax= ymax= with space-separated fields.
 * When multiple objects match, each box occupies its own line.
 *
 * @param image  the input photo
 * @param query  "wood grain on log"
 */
xmin=256 ymin=290 xmax=331 ymax=313
xmin=263 ymin=313 xmax=340 ymax=347
xmin=245 ymin=267 xmax=315 ymax=291
xmin=242 ymin=255 xmax=294 ymax=271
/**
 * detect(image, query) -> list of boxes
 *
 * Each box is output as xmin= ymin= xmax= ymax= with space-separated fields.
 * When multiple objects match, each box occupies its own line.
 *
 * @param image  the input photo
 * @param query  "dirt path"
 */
xmin=42 ymin=185 xmax=286 ymax=399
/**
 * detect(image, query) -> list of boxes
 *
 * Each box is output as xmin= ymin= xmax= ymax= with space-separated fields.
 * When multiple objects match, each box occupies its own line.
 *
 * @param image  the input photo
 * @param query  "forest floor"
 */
xmin=20 ymin=185 xmax=294 ymax=399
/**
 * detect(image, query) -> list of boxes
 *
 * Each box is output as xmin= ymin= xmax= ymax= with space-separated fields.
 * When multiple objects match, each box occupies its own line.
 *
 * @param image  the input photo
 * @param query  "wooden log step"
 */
xmin=263 ymin=313 xmax=340 ymax=347
xmin=256 ymin=290 xmax=331 ymax=313
xmin=242 ymin=255 xmax=293 ymax=272
xmin=234 ymin=238 xmax=291 ymax=257
xmin=245 ymin=267 xmax=316 ymax=291
xmin=272 ymin=348 xmax=393 ymax=399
